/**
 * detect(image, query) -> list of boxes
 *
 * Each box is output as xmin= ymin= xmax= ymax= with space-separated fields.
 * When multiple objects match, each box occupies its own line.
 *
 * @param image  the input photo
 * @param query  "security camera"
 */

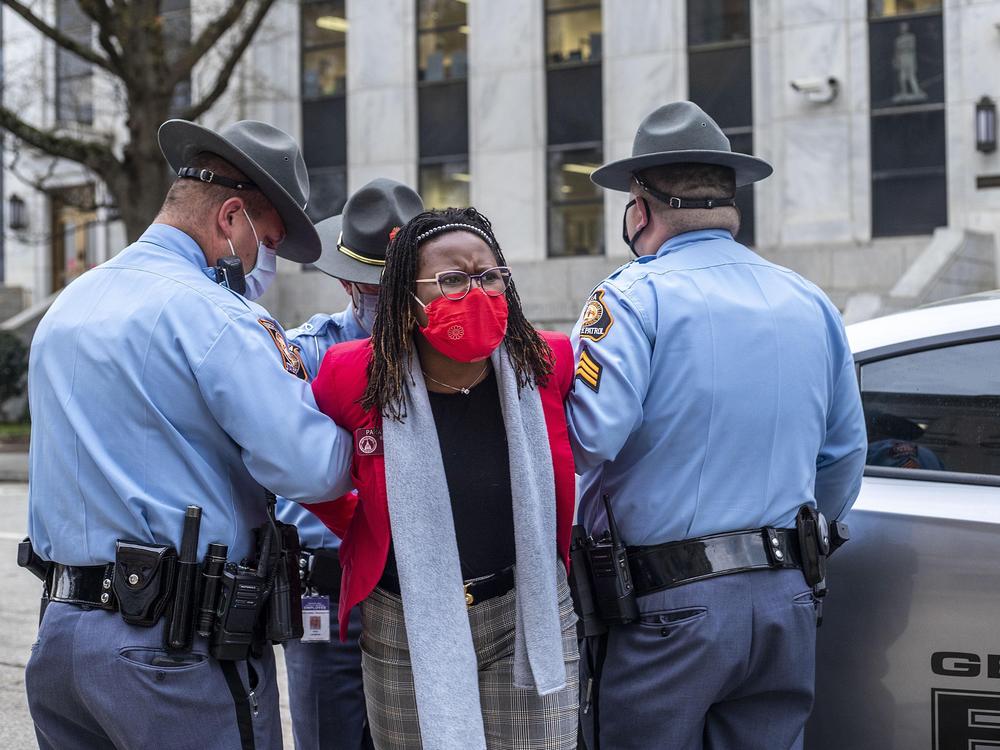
xmin=789 ymin=76 xmax=840 ymax=104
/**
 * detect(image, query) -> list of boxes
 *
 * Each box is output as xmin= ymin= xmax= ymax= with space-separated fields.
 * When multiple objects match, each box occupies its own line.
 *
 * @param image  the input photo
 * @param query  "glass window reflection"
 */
xmin=302 ymin=1 xmax=347 ymax=100
xmin=301 ymin=0 xmax=348 ymax=175
xmin=419 ymin=161 xmax=471 ymax=210
xmin=303 ymin=2 xmax=347 ymax=47
xmin=418 ymin=29 xmax=469 ymax=82
xmin=548 ymin=148 xmax=604 ymax=257
xmin=868 ymin=6 xmax=946 ymax=236
xmin=861 ymin=340 xmax=1000 ymax=476
xmin=869 ymin=0 xmax=942 ymax=18
xmin=303 ymin=48 xmax=347 ymax=98
xmin=417 ymin=0 xmax=467 ymax=81
xmin=687 ymin=0 xmax=751 ymax=46
xmin=56 ymin=0 xmax=94 ymax=125
xmin=418 ymin=0 xmax=466 ymax=30
xmin=545 ymin=3 xmax=602 ymax=67
xmin=686 ymin=0 xmax=754 ymax=246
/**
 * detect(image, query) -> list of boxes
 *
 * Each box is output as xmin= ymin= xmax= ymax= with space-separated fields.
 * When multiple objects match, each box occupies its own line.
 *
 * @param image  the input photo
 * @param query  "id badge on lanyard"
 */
xmin=300 ymin=595 xmax=331 ymax=642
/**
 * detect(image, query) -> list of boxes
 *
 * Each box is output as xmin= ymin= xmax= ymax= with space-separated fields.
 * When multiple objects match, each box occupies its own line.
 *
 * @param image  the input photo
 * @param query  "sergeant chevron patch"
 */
xmin=575 ymin=347 xmax=603 ymax=392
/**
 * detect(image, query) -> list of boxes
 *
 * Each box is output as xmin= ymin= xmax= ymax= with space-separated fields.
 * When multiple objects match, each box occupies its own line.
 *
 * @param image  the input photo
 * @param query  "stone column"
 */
xmin=467 ymin=0 xmax=547 ymax=262
xmin=601 ymin=0 xmax=687 ymax=259
xmin=752 ymin=0 xmax=866 ymax=254
xmin=346 ymin=0 xmax=418 ymax=190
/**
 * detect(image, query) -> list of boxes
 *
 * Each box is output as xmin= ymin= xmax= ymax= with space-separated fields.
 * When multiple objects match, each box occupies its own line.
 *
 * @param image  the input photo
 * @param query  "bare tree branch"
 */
xmin=167 ymin=0 xmax=250 ymax=89
xmin=3 ymin=0 xmax=116 ymax=74
xmin=77 ymin=0 xmax=126 ymax=75
xmin=180 ymin=0 xmax=278 ymax=121
xmin=0 ymin=106 xmax=119 ymax=178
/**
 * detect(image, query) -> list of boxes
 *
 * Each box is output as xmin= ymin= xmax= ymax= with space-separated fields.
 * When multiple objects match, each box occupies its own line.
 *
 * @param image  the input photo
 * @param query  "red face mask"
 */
xmin=416 ymin=289 xmax=509 ymax=362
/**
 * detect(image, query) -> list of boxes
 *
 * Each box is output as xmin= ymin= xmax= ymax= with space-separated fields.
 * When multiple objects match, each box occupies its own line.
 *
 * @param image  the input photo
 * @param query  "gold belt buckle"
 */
xmin=464 ymin=581 xmax=474 ymax=607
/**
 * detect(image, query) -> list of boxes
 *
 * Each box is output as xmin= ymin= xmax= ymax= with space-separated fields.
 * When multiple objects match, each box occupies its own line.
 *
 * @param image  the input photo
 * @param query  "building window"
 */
xmin=417 ymin=0 xmax=469 ymax=209
xmin=56 ymin=0 xmax=94 ymax=125
xmin=417 ymin=0 xmax=468 ymax=82
xmin=545 ymin=0 xmax=602 ymax=66
xmin=301 ymin=0 xmax=348 ymax=225
xmin=419 ymin=159 xmax=470 ymax=209
xmin=161 ymin=0 xmax=192 ymax=116
xmin=50 ymin=185 xmax=98 ymax=291
xmin=545 ymin=0 xmax=603 ymax=258
xmin=869 ymin=1 xmax=946 ymax=237
xmin=686 ymin=0 xmax=754 ymax=246
xmin=548 ymin=147 xmax=604 ymax=257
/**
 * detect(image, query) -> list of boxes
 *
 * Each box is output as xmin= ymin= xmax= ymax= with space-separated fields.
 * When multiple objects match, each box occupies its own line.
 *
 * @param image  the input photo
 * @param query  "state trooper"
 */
xmin=22 ymin=119 xmax=354 ymax=750
xmin=277 ymin=178 xmax=423 ymax=750
xmin=565 ymin=102 xmax=867 ymax=749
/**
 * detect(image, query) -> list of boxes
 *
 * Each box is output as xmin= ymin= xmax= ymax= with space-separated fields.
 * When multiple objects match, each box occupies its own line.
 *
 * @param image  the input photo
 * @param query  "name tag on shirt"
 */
xmin=300 ymin=595 xmax=331 ymax=642
xmin=354 ymin=428 xmax=383 ymax=457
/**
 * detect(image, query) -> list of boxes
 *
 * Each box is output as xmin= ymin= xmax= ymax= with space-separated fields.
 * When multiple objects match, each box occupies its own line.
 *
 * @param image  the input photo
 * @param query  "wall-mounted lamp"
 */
xmin=789 ymin=76 xmax=840 ymax=104
xmin=8 ymin=194 xmax=27 ymax=231
xmin=976 ymin=96 xmax=997 ymax=154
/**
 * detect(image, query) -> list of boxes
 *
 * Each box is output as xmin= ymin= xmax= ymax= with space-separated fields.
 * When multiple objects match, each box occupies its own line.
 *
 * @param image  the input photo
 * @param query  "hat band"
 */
xmin=176 ymin=167 xmax=257 ymax=191
xmin=337 ymin=233 xmax=386 ymax=267
xmin=633 ymin=174 xmax=735 ymax=210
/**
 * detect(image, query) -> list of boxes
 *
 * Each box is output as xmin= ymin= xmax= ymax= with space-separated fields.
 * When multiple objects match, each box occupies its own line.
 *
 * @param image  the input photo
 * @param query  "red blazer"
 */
xmin=307 ymin=332 xmax=576 ymax=640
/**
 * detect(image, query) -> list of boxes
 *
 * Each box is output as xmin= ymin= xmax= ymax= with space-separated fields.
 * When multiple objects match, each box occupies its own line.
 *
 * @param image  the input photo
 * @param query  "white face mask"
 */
xmin=241 ymin=209 xmax=277 ymax=301
xmin=349 ymin=283 xmax=380 ymax=334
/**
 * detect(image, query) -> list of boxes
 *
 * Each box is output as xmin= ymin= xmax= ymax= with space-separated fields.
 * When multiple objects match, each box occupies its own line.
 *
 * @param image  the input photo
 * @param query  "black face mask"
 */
xmin=621 ymin=197 xmax=650 ymax=258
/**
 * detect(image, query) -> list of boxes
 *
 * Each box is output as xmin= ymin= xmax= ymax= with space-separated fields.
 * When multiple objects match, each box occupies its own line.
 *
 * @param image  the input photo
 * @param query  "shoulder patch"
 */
xmin=575 ymin=347 xmax=603 ymax=392
xmin=258 ymin=318 xmax=309 ymax=381
xmin=579 ymin=289 xmax=614 ymax=342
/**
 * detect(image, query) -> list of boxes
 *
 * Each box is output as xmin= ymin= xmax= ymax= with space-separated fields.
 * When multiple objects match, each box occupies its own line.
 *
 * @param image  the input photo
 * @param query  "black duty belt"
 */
xmin=380 ymin=565 xmax=515 ymax=607
xmin=48 ymin=562 xmax=117 ymax=610
xmin=627 ymin=527 xmax=803 ymax=597
xmin=299 ymin=547 xmax=342 ymax=597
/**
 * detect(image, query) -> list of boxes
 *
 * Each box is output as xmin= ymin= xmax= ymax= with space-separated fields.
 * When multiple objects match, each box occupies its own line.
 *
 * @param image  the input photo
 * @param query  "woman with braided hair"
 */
xmin=305 ymin=207 xmax=580 ymax=750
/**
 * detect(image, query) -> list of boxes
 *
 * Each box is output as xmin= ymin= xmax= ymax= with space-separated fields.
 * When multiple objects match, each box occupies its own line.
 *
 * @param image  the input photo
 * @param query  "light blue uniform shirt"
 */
xmin=27 ymin=224 xmax=354 ymax=566
xmin=276 ymin=308 xmax=368 ymax=550
xmin=567 ymin=229 xmax=866 ymax=546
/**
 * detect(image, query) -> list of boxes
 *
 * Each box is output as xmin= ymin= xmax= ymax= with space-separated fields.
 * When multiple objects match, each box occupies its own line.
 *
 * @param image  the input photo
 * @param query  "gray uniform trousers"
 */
xmin=283 ymin=606 xmax=374 ymax=750
xmin=26 ymin=602 xmax=281 ymax=750
xmin=580 ymin=568 xmax=817 ymax=750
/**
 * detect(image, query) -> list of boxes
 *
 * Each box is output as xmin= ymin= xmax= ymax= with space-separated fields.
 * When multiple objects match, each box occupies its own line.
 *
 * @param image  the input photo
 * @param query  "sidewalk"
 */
xmin=0 ymin=451 xmax=28 ymax=482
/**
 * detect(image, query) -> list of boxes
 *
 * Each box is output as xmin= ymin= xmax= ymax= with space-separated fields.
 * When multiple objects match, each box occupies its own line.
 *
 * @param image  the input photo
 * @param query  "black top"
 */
xmin=380 ymin=368 xmax=516 ymax=584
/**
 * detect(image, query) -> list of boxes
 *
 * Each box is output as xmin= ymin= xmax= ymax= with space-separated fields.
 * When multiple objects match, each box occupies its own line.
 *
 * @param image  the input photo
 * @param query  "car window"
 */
xmin=860 ymin=339 xmax=1000 ymax=476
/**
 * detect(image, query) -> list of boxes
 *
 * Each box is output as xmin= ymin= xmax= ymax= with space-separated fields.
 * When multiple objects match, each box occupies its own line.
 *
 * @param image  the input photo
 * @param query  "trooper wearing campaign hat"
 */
xmin=564 ymin=102 xmax=867 ymax=748
xmin=275 ymin=177 xmax=422 ymax=750
xmin=23 ymin=119 xmax=355 ymax=750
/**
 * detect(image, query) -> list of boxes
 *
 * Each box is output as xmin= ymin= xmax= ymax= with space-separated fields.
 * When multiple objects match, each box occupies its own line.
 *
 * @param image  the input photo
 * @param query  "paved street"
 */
xmin=0 ymin=482 xmax=296 ymax=749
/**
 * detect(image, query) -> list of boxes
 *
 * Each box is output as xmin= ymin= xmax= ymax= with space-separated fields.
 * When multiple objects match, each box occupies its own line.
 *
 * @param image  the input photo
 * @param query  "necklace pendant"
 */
xmin=460 ymin=387 xmax=470 ymax=395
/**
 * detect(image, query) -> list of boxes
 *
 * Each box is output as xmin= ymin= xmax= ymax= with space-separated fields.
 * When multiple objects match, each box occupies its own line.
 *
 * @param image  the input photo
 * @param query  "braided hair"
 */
xmin=362 ymin=207 xmax=553 ymax=420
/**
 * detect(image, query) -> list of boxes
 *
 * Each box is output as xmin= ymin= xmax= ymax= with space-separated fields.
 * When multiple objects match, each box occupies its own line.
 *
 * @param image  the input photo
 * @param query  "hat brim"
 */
xmin=591 ymin=149 xmax=773 ymax=191
xmin=311 ymin=215 xmax=385 ymax=285
xmin=158 ymin=120 xmax=321 ymax=264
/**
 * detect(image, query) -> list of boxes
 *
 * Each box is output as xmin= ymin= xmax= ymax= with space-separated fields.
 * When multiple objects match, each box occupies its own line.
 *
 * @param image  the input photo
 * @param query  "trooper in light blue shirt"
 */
xmin=276 ymin=178 xmax=423 ymax=750
xmin=567 ymin=103 xmax=866 ymax=750
xmin=24 ymin=119 xmax=352 ymax=750
xmin=571 ymin=228 xmax=864 ymax=545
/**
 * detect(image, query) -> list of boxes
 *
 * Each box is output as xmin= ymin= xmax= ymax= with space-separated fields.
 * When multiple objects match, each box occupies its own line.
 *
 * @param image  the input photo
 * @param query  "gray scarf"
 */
xmin=380 ymin=344 xmax=565 ymax=749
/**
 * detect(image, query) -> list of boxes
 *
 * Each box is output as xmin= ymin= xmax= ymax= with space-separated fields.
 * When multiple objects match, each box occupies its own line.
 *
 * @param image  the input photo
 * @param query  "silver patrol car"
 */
xmin=806 ymin=291 xmax=1000 ymax=749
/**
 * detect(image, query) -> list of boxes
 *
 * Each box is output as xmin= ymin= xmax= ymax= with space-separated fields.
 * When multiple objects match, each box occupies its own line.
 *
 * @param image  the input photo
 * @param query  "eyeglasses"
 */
xmin=414 ymin=266 xmax=512 ymax=301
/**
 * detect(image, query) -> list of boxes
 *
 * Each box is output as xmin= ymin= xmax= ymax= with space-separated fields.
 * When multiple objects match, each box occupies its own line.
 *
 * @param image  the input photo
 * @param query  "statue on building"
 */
xmin=892 ymin=21 xmax=928 ymax=103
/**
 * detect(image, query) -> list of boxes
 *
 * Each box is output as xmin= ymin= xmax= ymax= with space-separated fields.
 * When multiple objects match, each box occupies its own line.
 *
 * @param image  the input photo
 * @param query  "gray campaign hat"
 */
xmin=158 ymin=119 xmax=321 ymax=263
xmin=591 ymin=101 xmax=773 ymax=191
xmin=313 ymin=178 xmax=424 ymax=285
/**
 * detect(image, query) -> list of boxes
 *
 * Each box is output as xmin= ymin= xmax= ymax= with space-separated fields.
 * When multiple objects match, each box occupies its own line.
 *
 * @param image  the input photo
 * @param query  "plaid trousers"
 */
xmin=360 ymin=569 xmax=580 ymax=750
